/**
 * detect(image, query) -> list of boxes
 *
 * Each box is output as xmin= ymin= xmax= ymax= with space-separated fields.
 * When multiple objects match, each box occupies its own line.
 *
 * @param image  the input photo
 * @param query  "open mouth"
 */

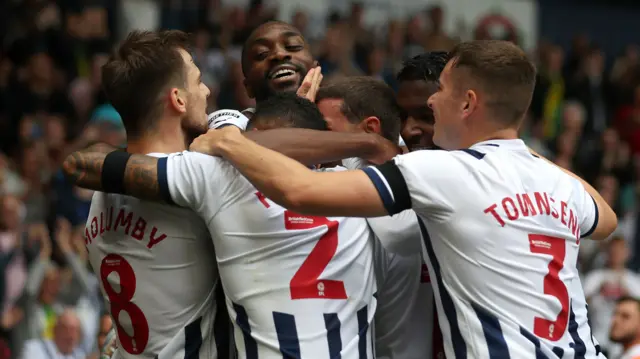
xmin=268 ymin=65 xmax=299 ymax=83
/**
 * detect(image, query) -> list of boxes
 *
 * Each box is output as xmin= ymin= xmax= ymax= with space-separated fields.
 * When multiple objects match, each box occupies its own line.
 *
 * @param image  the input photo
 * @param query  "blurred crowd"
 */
xmin=2 ymin=0 xmax=640 ymax=358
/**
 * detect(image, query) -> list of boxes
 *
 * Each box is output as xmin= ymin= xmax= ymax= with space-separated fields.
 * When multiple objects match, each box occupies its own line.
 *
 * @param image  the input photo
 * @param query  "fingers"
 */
xmin=306 ymin=67 xmax=323 ymax=102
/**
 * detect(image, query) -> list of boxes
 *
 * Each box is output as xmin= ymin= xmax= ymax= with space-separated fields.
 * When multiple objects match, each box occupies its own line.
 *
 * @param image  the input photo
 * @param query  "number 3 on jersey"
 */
xmin=529 ymin=234 xmax=569 ymax=341
xmin=256 ymin=192 xmax=347 ymax=300
xmin=100 ymin=254 xmax=150 ymax=354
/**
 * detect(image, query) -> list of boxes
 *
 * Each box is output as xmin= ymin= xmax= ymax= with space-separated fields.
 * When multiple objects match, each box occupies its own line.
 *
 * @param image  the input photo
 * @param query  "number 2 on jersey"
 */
xmin=256 ymin=192 xmax=347 ymax=300
xmin=528 ymin=234 xmax=569 ymax=341
xmin=100 ymin=254 xmax=150 ymax=354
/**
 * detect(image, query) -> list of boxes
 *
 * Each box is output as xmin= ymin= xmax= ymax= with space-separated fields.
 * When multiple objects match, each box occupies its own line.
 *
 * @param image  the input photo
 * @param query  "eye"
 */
xmin=286 ymin=45 xmax=303 ymax=51
xmin=255 ymin=51 xmax=269 ymax=60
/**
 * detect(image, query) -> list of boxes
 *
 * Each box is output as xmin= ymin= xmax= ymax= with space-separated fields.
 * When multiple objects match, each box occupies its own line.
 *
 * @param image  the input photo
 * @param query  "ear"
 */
xmin=360 ymin=116 xmax=381 ymax=135
xmin=169 ymin=88 xmax=187 ymax=114
xmin=462 ymin=89 xmax=477 ymax=118
xmin=243 ymin=78 xmax=255 ymax=99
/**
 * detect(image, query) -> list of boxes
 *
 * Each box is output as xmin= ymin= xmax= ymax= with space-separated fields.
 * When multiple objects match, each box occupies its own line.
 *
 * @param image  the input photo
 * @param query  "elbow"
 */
xmin=591 ymin=204 xmax=618 ymax=241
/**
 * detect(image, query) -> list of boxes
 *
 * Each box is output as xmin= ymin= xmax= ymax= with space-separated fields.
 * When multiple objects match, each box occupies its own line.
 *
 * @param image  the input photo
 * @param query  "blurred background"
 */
xmin=1 ymin=0 xmax=640 ymax=358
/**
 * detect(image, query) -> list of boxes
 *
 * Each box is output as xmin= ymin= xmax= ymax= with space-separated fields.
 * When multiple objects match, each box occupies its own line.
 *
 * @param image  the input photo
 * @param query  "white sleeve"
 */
xmin=157 ymin=151 xmax=234 ymax=221
xmin=362 ymin=150 xmax=468 ymax=215
xmin=366 ymin=209 xmax=422 ymax=256
xmin=207 ymin=109 xmax=250 ymax=130
xmin=573 ymin=179 xmax=599 ymax=239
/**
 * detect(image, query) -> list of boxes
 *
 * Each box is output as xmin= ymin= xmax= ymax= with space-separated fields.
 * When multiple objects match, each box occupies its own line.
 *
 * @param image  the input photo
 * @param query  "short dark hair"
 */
xmin=101 ymin=30 xmax=191 ymax=138
xmin=250 ymin=91 xmax=327 ymax=131
xmin=448 ymin=40 xmax=536 ymax=125
xmin=397 ymin=52 xmax=449 ymax=83
xmin=316 ymin=76 xmax=402 ymax=141
xmin=617 ymin=296 xmax=640 ymax=310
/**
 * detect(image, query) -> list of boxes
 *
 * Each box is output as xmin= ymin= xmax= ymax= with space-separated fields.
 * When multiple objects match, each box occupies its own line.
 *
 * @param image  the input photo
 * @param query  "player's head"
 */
xmin=427 ymin=40 xmax=536 ymax=149
xmin=315 ymin=76 xmax=402 ymax=142
xmin=248 ymin=91 xmax=327 ymax=131
xmin=102 ymin=30 xmax=210 ymax=141
xmin=396 ymin=52 xmax=448 ymax=151
xmin=610 ymin=296 xmax=640 ymax=346
xmin=242 ymin=21 xmax=317 ymax=102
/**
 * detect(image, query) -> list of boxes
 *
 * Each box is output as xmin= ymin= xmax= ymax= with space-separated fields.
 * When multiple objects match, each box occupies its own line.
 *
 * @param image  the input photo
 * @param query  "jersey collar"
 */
xmin=470 ymin=139 xmax=527 ymax=151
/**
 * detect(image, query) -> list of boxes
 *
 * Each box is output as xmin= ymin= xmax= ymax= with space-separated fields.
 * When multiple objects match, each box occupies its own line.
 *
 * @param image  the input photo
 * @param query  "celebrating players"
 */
xmin=83 ymin=30 xmax=229 ymax=359
xmin=189 ymin=40 xmax=617 ymax=358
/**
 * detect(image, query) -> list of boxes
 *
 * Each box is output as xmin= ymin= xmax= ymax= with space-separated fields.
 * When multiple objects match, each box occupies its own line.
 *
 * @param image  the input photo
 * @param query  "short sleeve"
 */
xmin=574 ymin=180 xmax=599 ymax=238
xmin=157 ymin=151 xmax=233 ymax=222
xmin=362 ymin=150 xmax=467 ymax=216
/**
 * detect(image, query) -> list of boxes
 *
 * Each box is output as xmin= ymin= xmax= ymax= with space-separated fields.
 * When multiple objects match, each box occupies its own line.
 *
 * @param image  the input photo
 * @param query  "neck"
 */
xmin=126 ymin=118 xmax=190 ymax=154
xmin=624 ymin=337 xmax=640 ymax=352
xmin=464 ymin=127 xmax=519 ymax=148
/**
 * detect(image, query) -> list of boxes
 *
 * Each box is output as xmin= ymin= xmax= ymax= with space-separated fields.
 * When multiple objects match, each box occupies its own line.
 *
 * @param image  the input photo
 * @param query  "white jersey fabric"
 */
xmin=85 ymin=153 xmax=227 ymax=359
xmin=157 ymin=152 xmax=377 ymax=359
xmin=620 ymin=344 xmax=640 ymax=359
xmin=363 ymin=139 xmax=604 ymax=358
xmin=583 ymin=269 xmax=640 ymax=353
xmin=343 ymin=157 xmax=439 ymax=359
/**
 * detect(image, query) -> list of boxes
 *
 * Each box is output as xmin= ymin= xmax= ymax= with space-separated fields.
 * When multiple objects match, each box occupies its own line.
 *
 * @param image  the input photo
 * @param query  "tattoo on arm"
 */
xmin=63 ymin=143 xmax=115 ymax=191
xmin=63 ymin=145 xmax=164 ymax=202
xmin=122 ymin=155 xmax=163 ymax=201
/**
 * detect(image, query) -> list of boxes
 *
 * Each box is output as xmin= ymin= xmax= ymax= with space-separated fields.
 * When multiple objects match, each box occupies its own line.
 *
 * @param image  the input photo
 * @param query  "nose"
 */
xmin=270 ymin=45 xmax=292 ymax=62
xmin=204 ymin=84 xmax=211 ymax=98
xmin=402 ymin=117 xmax=423 ymax=137
xmin=427 ymin=94 xmax=435 ymax=109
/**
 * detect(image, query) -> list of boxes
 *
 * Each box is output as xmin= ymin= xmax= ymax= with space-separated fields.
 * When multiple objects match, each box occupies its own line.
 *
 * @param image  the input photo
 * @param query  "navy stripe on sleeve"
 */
xmin=362 ymin=161 xmax=411 ymax=215
xmin=581 ymin=196 xmax=599 ymax=238
xmin=157 ymin=157 xmax=176 ymax=205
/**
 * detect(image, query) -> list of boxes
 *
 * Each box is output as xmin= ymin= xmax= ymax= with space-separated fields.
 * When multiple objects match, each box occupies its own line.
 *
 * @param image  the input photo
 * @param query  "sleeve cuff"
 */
xmin=362 ymin=160 xmax=411 ymax=215
xmin=581 ymin=195 xmax=599 ymax=238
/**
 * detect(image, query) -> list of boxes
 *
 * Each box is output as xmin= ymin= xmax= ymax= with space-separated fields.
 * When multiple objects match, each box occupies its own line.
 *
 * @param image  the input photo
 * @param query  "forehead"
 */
xmin=248 ymin=23 xmax=303 ymax=47
xmin=178 ymin=49 xmax=198 ymax=73
xmin=618 ymin=301 xmax=640 ymax=314
xmin=317 ymin=98 xmax=347 ymax=118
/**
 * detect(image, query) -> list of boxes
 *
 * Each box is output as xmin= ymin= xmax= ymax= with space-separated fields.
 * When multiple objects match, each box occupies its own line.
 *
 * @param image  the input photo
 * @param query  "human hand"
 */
xmin=296 ymin=66 xmax=323 ymax=102
xmin=363 ymin=135 xmax=402 ymax=165
xmin=1 ymin=307 xmax=23 ymax=330
xmin=189 ymin=126 xmax=243 ymax=157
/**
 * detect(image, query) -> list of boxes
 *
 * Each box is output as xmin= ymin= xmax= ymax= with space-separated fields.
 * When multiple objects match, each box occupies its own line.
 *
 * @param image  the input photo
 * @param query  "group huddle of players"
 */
xmin=62 ymin=20 xmax=617 ymax=359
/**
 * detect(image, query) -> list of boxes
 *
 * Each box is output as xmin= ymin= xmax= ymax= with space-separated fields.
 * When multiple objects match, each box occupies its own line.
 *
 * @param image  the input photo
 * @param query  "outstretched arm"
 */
xmin=209 ymin=127 xmax=391 ymax=217
xmin=63 ymin=128 xmax=397 ymax=197
xmin=62 ymin=143 xmax=163 ymax=200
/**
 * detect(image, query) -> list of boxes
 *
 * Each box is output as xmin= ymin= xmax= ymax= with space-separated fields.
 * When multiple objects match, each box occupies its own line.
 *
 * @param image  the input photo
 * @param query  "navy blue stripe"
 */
xmin=568 ymin=304 xmax=586 ymax=359
xmin=214 ymin=283 xmax=231 ymax=359
xmin=273 ymin=312 xmax=301 ymax=358
xmin=472 ymin=304 xmax=510 ymax=358
xmin=184 ymin=316 xmax=203 ymax=359
xmin=581 ymin=196 xmax=599 ymax=238
xmin=519 ymin=327 xmax=548 ymax=359
xmin=157 ymin=157 xmax=176 ymax=205
xmin=357 ymin=306 xmax=369 ymax=359
xmin=458 ymin=149 xmax=485 ymax=159
xmin=552 ymin=347 xmax=565 ymax=357
xmin=324 ymin=313 xmax=342 ymax=359
xmin=585 ymin=305 xmax=602 ymax=356
xmin=362 ymin=167 xmax=395 ymax=214
xmin=417 ymin=218 xmax=467 ymax=358
xmin=233 ymin=303 xmax=258 ymax=359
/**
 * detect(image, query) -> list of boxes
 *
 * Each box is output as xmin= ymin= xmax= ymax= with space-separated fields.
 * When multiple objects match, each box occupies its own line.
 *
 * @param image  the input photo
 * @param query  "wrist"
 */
xmin=218 ymin=129 xmax=245 ymax=157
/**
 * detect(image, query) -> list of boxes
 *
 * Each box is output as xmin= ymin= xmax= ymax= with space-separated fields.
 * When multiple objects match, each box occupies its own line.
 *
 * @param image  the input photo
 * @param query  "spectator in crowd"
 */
xmin=584 ymin=237 xmax=640 ymax=355
xmin=19 ymin=308 xmax=85 ymax=359
xmin=610 ymin=296 xmax=640 ymax=359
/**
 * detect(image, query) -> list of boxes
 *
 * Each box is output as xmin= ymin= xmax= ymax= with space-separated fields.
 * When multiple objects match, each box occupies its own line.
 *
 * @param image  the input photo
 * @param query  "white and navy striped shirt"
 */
xmin=362 ymin=139 xmax=604 ymax=359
